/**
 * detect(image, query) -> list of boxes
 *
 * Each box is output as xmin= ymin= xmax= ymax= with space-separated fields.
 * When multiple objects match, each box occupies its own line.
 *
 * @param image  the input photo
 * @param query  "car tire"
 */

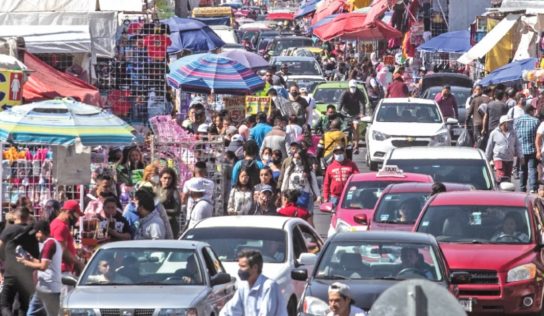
xmin=287 ymin=296 xmax=297 ymax=316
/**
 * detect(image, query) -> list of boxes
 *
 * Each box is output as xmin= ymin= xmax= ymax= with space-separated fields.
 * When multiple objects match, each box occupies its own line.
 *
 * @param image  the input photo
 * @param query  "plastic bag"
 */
xmin=456 ymin=128 xmax=473 ymax=147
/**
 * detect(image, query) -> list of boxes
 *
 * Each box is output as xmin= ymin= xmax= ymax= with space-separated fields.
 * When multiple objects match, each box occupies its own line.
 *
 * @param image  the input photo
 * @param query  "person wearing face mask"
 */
xmin=314 ymin=105 xmax=346 ymax=135
xmin=220 ymin=250 xmax=287 ymax=316
xmin=323 ymin=146 xmax=359 ymax=207
xmin=50 ymin=200 xmax=85 ymax=276
xmin=133 ymin=189 xmax=166 ymax=240
xmin=339 ymin=80 xmax=367 ymax=154
xmin=434 ymin=84 xmax=458 ymax=120
xmin=288 ymin=84 xmax=310 ymax=126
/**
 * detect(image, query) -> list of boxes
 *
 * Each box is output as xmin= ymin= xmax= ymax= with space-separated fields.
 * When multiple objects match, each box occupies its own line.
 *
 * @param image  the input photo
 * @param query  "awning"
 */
xmin=0 ymin=25 xmax=91 ymax=55
xmin=0 ymin=0 xmax=95 ymax=12
xmin=458 ymin=14 xmax=520 ymax=65
xmin=417 ymin=30 xmax=471 ymax=53
xmin=98 ymin=0 xmax=143 ymax=11
xmin=513 ymin=31 xmax=536 ymax=61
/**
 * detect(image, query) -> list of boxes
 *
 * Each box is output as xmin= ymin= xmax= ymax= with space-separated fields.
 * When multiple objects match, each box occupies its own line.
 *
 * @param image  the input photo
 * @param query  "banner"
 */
xmin=0 ymin=69 xmax=23 ymax=107
xmin=223 ymin=96 xmax=245 ymax=124
xmin=245 ymin=96 xmax=271 ymax=116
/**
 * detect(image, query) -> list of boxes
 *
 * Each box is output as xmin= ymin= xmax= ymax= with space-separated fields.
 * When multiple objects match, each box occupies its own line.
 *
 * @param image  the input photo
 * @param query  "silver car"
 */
xmin=62 ymin=240 xmax=236 ymax=316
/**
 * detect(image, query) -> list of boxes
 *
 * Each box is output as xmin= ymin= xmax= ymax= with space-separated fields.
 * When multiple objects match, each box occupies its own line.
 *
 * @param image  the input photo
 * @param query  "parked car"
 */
xmin=369 ymin=182 xmax=474 ymax=232
xmin=296 ymin=231 xmax=461 ymax=315
xmin=383 ymin=146 xmax=496 ymax=190
xmin=181 ymin=215 xmax=323 ymax=316
xmin=414 ymin=191 xmax=543 ymax=314
xmin=363 ymin=98 xmax=457 ymax=171
xmin=320 ymin=166 xmax=433 ymax=237
xmin=61 ymin=240 xmax=235 ymax=316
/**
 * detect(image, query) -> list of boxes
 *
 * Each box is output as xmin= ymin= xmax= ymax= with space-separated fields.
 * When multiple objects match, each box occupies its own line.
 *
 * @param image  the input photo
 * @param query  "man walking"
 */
xmin=434 ymin=85 xmax=458 ymax=119
xmin=466 ymin=84 xmax=490 ymax=146
xmin=486 ymin=115 xmax=522 ymax=183
xmin=220 ymin=250 xmax=287 ymax=316
xmin=515 ymin=103 xmax=539 ymax=193
xmin=483 ymin=89 xmax=508 ymax=136
xmin=323 ymin=146 xmax=359 ymax=207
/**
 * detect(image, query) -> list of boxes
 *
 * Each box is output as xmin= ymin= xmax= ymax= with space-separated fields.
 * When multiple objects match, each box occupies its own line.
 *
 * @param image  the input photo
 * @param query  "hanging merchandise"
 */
xmin=52 ymin=145 xmax=91 ymax=186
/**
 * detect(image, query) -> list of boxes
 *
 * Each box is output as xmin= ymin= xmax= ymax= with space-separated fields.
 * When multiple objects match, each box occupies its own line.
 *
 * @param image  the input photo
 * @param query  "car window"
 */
xmin=315 ymin=241 xmax=443 ymax=281
xmin=417 ymin=205 xmax=531 ymax=244
xmin=374 ymin=192 xmax=428 ymax=224
xmin=298 ymin=224 xmax=322 ymax=254
xmin=313 ymin=88 xmax=343 ymax=104
xmin=387 ymin=159 xmax=493 ymax=190
xmin=341 ymin=181 xmax=392 ymax=209
xmin=272 ymin=60 xmax=321 ymax=76
xmin=202 ymin=246 xmax=226 ymax=277
xmin=184 ymin=227 xmax=287 ymax=263
xmin=292 ymin=225 xmax=308 ymax=260
xmin=80 ymin=248 xmax=204 ymax=286
xmin=376 ymin=103 xmax=442 ymax=123
xmin=424 ymin=86 xmax=472 ymax=107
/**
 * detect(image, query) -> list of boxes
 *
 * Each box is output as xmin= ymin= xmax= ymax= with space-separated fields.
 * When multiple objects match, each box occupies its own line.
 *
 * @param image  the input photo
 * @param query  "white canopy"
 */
xmin=0 ymin=0 xmax=96 ymax=12
xmin=457 ymin=14 xmax=520 ymax=65
xmin=98 ymin=0 xmax=143 ymax=11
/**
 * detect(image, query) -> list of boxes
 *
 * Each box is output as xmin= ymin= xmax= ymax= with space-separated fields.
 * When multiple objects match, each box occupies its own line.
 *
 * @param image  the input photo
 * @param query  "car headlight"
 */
xmin=68 ymin=309 xmax=96 ymax=316
xmin=336 ymin=219 xmax=352 ymax=233
xmin=507 ymin=263 xmax=536 ymax=283
xmin=430 ymin=131 xmax=450 ymax=145
xmin=372 ymin=130 xmax=390 ymax=141
xmin=303 ymin=296 xmax=329 ymax=315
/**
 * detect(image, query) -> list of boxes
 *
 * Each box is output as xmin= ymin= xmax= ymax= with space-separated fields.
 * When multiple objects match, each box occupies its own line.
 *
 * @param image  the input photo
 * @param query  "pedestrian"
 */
xmin=288 ymin=84 xmax=310 ymax=126
xmin=185 ymin=179 xmax=213 ymax=229
xmin=277 ymin=142 xmax=300 ymax=190
xmin=505 ymin=87 xmax=517 ymax=109
xmin=261 ymin=117 xmax=289 ymax=160
xmin=317 ymin=119 xmax=348 ymax=163
xmin=269 ymin=150 xmax=283 ymax=183
xmin=231 ymin=140 xmax=264 ymax=187
xmin=277 ymin=190 xmax=311 ymax=220
xmin=252 ymin=185 xmax=277 ymax=215
xmin=116 ymin=146 xmax=145 ymax=186
xmin=323 ymin=146 xmax=359 ymax=207
xmin=220 ymin=250 xmax=287 ymax=316
xmin=17 ymin=221 xmax=62 ymax=316
xmin=0 ymin=207 xmax=40 ymax=316
xmin=238 ymin=115 xmax=256 ymax=141
xmin=300 ymin=87 xmax=316 ymax=126
xmin=227 ymin=168 xmax=255 ymax=215
xmin=249 ymin=112 xmax=272 ymax=148
xmin=156 ymin=167 xmax=182 ymax=238
xmin=50 ymin=200 xmax=85 ymax=276
xmin=514 ymin=103 xmax=539 ymax=193
xmin=434 ymin=85 xmax=458 ymax=119
xmin=385 ymin=73 xmax=409 ymax=98
xmin=507 ymin=94 xmax=527 ymax=121
xmin=285 ymin=114 xmax=303 ymax=144
xmin=483 ymin=89 xmax=508 ymax=135
xmin=133 ymin=189 xmax=166 ymax=240
xmin=485 ymin=115 xmax=522 ymax=183
xmin=40 ymin=200 xmax=61 ymax=223
xmin=96 ymin=196 xmax=132 ymax=242
xmin=327 ymin=282 xmax=367 ymax=316
xmin=531 ymin=87 xmax=544 ymax=121
xmin=314 ymin=105 xmax=346 ymax=135
xmin=183 ymin=161 xmax=215 ymax=214
xmin=466 ymin=84 xmax=490 ymax=146
xmin=268 ymin=89 xmax=290 ymax=118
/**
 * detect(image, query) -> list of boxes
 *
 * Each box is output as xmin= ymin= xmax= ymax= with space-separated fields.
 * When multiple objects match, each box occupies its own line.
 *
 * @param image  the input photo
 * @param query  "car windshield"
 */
xmin=341 ymin=181 xmax=397 ymax=209
xmin=374 ymin=192 xmax=429 ymax=224
xmin=376 ymin=103 xmax=442 ymax=123
xmin=80 ymin=248 xmax=205 ymax=286
xmin=425 ymin=86 xmax=472 ymax=106
xmin=316 ymin=241 xmax=443 ymax=281
xmin=287 ymin=80 xmax=323 ymax=93
xmin=273 ymin=60 xmax=322 ymax=76
xmin=417 ymin=206 xmax=531 ymax=244
xmin=272 ymin=38 xmax=313 ymax=54
xmin=387 ymin=159 xmax=493 ymax=190
xmin=183 ymin=227 xmax=287 ymax=263
xmin=313 ymin=87 xmax=343 ymax=104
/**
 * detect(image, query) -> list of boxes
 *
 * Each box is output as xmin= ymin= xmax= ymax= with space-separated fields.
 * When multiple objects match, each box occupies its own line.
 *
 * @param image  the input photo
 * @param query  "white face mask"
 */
xmin=262 ymin=155 xmax=270 ymax=162
xmin=349 ymin=87 xmax=356 ymax=93
xmin=334 ymin=154 xmax=345 ymax=162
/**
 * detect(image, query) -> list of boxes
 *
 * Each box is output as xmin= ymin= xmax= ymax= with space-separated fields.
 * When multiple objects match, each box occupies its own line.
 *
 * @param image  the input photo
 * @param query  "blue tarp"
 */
xmin=162 ymin=17 xmax=225 ymax=54
xmin=295 ymin=0 xmax=321 ymax=18
xmin=417 ymin=30 xmax=471 ymax=53
xmin=193 ymin=17 xmax=231 ymax=26
xmin=479 ymin=58 xmax=538 ymax=86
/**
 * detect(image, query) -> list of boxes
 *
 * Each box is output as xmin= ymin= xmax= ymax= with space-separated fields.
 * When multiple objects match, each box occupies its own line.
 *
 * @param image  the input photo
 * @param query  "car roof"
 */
xmin=388 ymin=146 xmax=485 ymax=160
xmin=349 ymin=172 xmax=433 ymax=182
xmin=331 ymin=231 xmax=438 ymax=245
xmin=272 ymin=56 xmax=317 ymax=62
xmin=380 ymin=97 xmax=436 ymax=105
xmin=98 ymin=240 xmax=208 ymax=250
xmin=429 ymin=191 xmax=529 ymax=207
xmin=384 ymin=182 xmax=474 ymax=194
xmin=191 ymin=215 xmax=297 ymax=229
xmin=314 ymin=81 xmax=362 ymax=89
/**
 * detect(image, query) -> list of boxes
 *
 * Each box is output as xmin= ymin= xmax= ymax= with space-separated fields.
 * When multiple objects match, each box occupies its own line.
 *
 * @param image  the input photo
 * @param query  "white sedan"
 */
xmin=181 ymin=215 xmax=323 ymax=316
xmin=364 ymin=98 xmax=457 ymax=171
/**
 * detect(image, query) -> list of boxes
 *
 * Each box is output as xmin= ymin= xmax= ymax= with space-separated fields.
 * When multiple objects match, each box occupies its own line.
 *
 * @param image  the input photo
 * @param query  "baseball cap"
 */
xmin=187 ymin=179 xmax=207 ymax=193
xmin=333 ymin=145 xmax=345 ymax=152
xmin=259 ymin=184 xmax=273 ymax=193
xmin=329 ymin=282 xmax=352 ymax=298
xmin=62 ymin=200 xmax=83 ymax=216
xmin=197 ymin=123 xmax=209 ymax=133
xmin=499 ymin=115 xmax=512 ymax=125
xmin=231 ymin=134 xmax=244 ymax=143
xmin=348 ymin=80 xmax=357 ymax=88
xmin=29 ymin=220 xmax=50 ymax=235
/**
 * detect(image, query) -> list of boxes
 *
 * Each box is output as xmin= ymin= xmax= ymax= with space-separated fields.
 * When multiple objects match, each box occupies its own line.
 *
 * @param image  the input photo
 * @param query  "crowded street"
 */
xmin=1 ymin=0 xmax=544 ymax=315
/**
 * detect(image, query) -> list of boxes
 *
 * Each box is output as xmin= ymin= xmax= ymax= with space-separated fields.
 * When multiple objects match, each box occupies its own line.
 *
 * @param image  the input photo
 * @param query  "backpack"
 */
xmin=240 ymin=159 xmax=261 ymax=187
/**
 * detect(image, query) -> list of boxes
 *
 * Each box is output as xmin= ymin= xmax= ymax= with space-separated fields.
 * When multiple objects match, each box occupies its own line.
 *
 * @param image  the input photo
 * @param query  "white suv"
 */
xmin=363 ymin=98 xmax=456 ymax=170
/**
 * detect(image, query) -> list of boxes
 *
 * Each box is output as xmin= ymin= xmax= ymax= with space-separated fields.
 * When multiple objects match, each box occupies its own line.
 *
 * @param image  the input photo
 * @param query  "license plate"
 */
xmin=459 ymin=298 xmax=472 ymax=312
xmin=453 ymin=128 xmax=462 ymax=136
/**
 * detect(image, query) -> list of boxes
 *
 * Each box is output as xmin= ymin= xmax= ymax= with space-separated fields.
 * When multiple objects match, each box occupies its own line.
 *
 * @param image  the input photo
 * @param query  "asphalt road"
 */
xmin=313 ymin=147 xmax=369 ymax=240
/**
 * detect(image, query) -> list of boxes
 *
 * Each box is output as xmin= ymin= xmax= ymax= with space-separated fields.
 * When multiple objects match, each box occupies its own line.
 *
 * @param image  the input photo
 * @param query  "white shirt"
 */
xmin=183 ymin=177 xmax=215 ymax=210
xmin=303 ymin=95 xmax=316 ymax=126
xmin=537 ymin=122 xmax=544 ymax=153
xmin=187 ymin=198 xmax=213 ymax=229
xmin=285 ymin=124 xmax=303 ymax=143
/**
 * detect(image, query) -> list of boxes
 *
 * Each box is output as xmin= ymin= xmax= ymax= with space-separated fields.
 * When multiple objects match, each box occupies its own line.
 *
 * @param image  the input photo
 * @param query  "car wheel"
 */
xmin=287 ymin=296 xmax=297 ymax=316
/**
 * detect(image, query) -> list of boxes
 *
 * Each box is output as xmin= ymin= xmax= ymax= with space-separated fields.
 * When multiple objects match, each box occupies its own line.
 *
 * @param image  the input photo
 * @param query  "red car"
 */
xmin=414 ymin=191 xmax=543 ymax=315
xmin=320 ymin=166 xmax=433 ymax=237
xmin=369 ymin=182 xmax=474 ymax=232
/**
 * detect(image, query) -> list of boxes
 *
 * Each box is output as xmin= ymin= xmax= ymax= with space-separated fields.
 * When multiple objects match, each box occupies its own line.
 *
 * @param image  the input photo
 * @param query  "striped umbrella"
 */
xmin=0 ymin=99 xmax=135 ymax=146
xmin=167 ymin=53 xmax=265 ymax=95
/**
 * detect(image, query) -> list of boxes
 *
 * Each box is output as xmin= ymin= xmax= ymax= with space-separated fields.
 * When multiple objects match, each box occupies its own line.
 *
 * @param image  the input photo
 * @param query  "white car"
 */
xmin=363 ymin=98 xmax=457 ymax=171
xmin=181 ymin=216 xmax=323 ymax=316
xmin=383 ymin=146 xmax=497 ymax=191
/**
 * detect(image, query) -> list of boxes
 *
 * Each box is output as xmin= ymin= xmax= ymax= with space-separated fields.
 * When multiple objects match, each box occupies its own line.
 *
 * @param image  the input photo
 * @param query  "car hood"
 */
xmin=440 ymin=243 xmax=536 ymax=271
xmin=373 ymin=122 xmax=445 ymax=137
xmin=66 ymin=285 xmax=208 ymax=308
xmin=335 ymin=208 xmax=373 ymax=228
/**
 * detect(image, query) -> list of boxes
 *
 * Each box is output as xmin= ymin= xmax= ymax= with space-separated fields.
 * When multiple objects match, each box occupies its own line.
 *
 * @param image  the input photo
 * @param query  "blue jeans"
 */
xmin=519 ymin=153 xmax=537 ymax=192
xmin=330 ymin=196 xmax=339 ymax=208
xmin=26 ymin=294 xmax=45 ymax=316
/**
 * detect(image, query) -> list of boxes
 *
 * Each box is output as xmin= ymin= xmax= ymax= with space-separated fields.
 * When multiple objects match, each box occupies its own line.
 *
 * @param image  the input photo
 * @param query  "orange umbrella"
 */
xmin=366 ymin=0 xmax=396 ymax=22
xmin=311 ymin=0 xmax=346 ymax=25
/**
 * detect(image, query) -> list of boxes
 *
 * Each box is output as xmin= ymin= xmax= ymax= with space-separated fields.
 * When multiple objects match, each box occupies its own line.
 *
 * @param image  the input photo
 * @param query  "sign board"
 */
xmin=0 ymin=69 xmax=23 ymax=107
xmin=245 ymin=96 xmax=270 ymax=116
xmin=223 ymin=96 xmax=245 ymax=124
xmin=376 ymin=165 xmax=405 ymax=178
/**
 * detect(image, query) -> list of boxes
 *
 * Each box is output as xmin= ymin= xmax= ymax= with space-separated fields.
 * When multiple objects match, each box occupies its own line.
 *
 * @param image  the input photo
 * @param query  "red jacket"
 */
xmin=323 ymin=160 xmax=359 ymax=201
xmin=277 ymin=203 xmax=310 ymax=219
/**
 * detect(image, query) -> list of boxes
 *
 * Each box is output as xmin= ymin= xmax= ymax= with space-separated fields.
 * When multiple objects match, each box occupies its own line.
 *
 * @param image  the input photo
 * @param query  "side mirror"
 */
xmin=298 ymin=253 xmax=317 ymax=266
xmin=361 ymin=116 xmax=372 ymax=123
xmin=62 ymin=275 xmax=78 ymax=287
xmin=319 ymin=202 xmax=333 ymax=213
xmin=499 ymin=182 xmax=515 ymax=192
xmin=291 ymin=268 xmax=308 ymax=281
xmin=211 ymin=272 xmax=233 ymax=286
xmin=353 ymin=214 xmax=368 ymax=225
xmin=450 ymin=271 xmax=471 ymax=284
xmin=446 ymin=118 xmax=459 ymax=125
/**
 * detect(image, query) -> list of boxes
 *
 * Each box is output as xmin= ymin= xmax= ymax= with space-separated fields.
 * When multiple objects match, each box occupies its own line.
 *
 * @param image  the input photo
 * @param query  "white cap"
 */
xmin=348 ymin=80 xmax=357 ymax=88
xmin=231 ymin=134 xmax=244 ymax=142
xmin=197 ymin=123 xmax=209 ymax=133
xmin=187 ymin=178 xmax=207 ymax=193
xmin=499 ymin=115 xmax=512 ymax=125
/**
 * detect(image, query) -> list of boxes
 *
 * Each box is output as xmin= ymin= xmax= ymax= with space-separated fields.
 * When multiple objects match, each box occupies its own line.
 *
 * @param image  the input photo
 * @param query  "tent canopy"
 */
xmin=479 ymin=58 xmax=538 ymax=86
xmin=417 ymin=30 xmax=471 ymax=53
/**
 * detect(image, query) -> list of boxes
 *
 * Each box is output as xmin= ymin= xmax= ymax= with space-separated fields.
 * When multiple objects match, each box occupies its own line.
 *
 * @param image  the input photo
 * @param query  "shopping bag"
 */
xmin=456 ymin=128 xmax=473 ymax=147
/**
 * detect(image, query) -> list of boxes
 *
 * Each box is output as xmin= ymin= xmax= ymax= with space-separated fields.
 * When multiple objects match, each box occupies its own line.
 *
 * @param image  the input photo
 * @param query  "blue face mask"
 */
xmin=238 ymin=269 xmax=250 ymax=281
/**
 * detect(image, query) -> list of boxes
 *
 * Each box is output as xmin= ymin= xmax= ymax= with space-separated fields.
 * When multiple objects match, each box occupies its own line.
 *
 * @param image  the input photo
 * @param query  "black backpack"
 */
xmin=240 ymin=159 xmax=260 ymax=187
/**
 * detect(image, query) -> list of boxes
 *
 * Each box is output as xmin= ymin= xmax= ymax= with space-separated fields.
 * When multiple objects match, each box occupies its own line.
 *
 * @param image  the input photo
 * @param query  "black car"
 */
xmin=294 ymin=231 xmax=466 ymax=315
